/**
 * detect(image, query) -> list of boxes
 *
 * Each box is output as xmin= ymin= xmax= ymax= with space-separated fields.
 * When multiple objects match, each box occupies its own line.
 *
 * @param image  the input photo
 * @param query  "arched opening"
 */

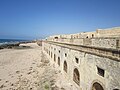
xmin=49 ymin=51 xmax=50 ymax=55
xmin=51 ymin=52 xmax=52 ymax=58
xmin=54 ymin=54 xmax=56 ymax=62
xmin=116 ymin=40 xmax=119 ymax=48
xmin=73 ymin=68 xmax=80 ymax=85
xmin=75 ymin=57 xmax=79 ymax=63
xmin=54 ymin=37 xmax=58 ymax=39
xmin=92 ymin=82 xmax=104 ymax=90
xmin=63 ymin=61 xmax=67 ymax=73
xmin=58 ymin=57 xmax=60 ymax=66
xmin=65 ymin=53 xmax=67 ymax=57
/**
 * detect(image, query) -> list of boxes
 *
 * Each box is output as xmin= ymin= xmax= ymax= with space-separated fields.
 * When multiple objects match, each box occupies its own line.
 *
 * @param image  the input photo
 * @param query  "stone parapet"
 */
xmin=47 ymin=37 xmax=120 ymax=49
xmin=44 ymin=40 xmax=120 ymax=62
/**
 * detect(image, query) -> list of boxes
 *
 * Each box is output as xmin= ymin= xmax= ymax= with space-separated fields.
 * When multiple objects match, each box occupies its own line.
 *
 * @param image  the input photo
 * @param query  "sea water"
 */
xmin=0 ymin=39 xmax=27 ymax=45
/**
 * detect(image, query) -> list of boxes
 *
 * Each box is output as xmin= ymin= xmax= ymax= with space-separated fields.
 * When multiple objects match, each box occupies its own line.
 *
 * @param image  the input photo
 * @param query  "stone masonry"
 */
xmin=42 ymin=27 xmax=120 ymax=90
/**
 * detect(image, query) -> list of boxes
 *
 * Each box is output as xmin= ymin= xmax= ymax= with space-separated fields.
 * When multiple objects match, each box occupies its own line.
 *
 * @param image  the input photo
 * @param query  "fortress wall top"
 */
xmin=79 ymin=31 xmax=96 ymax=38
xmin=47 ymin=27 xmax=120 ymax=40
xmin=45 ymin=27 xmax=120 ymax=49
xmin=48 ymin=38 xmax=119 ymax=49
xmin=96 ymin=27 xmax=120 ymax=37
xmin=91 ymin=38 xmax=119 ymax=49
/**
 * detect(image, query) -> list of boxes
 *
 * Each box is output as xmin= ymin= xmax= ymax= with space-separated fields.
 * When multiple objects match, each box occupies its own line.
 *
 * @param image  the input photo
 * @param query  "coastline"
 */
xmin=0 ymin=40 xmax=37 ymax=50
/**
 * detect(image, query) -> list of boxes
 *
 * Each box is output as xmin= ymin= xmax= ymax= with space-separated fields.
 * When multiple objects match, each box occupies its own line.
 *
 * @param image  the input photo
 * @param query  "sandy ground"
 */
xmin=0 ymin=43 xmax=62 ymax=90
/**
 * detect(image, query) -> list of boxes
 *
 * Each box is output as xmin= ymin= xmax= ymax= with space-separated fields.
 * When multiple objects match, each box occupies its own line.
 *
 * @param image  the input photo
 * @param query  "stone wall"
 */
xmin=96 ymin=27 xmax=120 ymax=37
xmin=42 ymin=41 xmax=120 ymax=90
xmin=46 ymin=27 xmax=120 ymax=49
xmin=47 ymin=37 xmax=120 ymax=49
xmin=91 ymin=38 xmax=119 ymax=49
xmin=42 ymin=27 xmax=120 ymax=90
xmin=47 ymin=27 xmax=120 ymax=39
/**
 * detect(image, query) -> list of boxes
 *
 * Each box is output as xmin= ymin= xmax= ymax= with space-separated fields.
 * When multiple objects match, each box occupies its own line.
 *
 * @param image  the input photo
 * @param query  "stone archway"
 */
xmin=73 ymin=68 xmax=80 ymax=85
xmin=92 ymin=82 xmax=104 ymax=90
xmin=63 ymin=61 xmax=67 ymax=73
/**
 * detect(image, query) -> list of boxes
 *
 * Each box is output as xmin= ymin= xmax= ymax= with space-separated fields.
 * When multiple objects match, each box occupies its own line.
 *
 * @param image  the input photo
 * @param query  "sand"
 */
xmin=0 ymin=43 xmax=62 ymax=90
xmin=0 ymin=43 xmax=72 ymax=90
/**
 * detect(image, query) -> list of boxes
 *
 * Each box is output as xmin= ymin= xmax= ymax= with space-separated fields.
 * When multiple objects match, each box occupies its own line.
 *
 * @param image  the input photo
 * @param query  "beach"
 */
xmin=0 ymin=43 xmax=61 ymax=90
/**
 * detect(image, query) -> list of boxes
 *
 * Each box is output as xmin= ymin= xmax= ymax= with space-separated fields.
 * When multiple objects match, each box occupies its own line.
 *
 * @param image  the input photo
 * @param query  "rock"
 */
xmin=0 ymin=43 xmax=20 ymax=49
xmin=61 ymin=87 xmax=66 ymax=90
xmin=51 ymin=85 xmax=59 ymax=90
xmin=30 ymin=87 xmax=33 ymax=90
xmin=27 ymin=72 xmax=31 ymax=74
xmin=6 ymin=81 xmax=8 ymax=83
xmin=16 ymin=71 xmax=20 ymax=74
xmin=11 ymin=84 xmax=14 ymax=86
xmin=0 ymin=85 xmax=4 ymax=88
xmin=0 ymin=47 xmax=4 ymax=49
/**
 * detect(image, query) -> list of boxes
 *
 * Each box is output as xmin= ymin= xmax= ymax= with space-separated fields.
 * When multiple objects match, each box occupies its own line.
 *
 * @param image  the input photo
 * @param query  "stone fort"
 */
xmin=42 ymin=27 xmax=120 ymax=90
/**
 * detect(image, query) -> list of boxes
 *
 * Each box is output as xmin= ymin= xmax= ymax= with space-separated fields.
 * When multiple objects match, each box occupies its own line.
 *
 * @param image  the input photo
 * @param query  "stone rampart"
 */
xmin=42 ymin=40 xmax=120 ymax=90
xmin=42 ymin=27 xmax=120 ymax=90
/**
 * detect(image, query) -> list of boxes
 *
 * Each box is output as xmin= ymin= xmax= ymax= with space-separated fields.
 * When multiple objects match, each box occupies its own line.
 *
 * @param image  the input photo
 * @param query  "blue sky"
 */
xmin=0 ymin=0 xmax=120 ymax=40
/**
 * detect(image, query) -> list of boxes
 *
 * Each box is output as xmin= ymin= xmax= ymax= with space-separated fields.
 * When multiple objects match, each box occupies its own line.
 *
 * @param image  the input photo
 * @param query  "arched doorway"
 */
xmin=63 ymin=61 xmax=67 ymax=73
xmin=58 ymin=57 xmax=60 ymax=66
xmin=54 ymin=54 xmax=56 ymax=62
xmin=92 ymin=82 xmax=104 ymax=90
xmin=73 ymin=68 xmax=80 ymax=85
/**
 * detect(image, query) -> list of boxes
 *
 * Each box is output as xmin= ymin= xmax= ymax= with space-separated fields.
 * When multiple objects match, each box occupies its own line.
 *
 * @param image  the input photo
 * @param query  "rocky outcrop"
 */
xmin=0 ymin=43 xmax=20 ymax=49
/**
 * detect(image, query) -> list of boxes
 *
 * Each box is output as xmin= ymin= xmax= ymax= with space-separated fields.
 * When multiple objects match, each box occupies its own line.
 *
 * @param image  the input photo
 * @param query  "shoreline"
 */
xmin=0 ymin=41 xmax=38 ymax=50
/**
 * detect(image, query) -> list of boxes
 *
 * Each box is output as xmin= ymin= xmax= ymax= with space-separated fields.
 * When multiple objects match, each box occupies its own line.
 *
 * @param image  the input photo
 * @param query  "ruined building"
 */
xmin=42 ymin=27 xmax=120 ymax=90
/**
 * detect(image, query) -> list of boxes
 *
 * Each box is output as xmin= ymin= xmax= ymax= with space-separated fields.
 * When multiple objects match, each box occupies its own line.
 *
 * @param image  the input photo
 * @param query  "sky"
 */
xmin=0 ymin=0 xmax=120 ymax=40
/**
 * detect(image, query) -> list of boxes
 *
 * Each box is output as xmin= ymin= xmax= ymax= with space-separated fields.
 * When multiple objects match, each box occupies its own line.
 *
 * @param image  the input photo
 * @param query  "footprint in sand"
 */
xmin=16 ymin=71 xmax=20 ymax=74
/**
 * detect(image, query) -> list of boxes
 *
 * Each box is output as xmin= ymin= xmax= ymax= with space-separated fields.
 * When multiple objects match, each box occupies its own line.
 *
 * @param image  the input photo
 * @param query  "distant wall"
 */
xmin=47 ymin=27 xmax=120 ymax=40
xmin=96 ymin=27 xmax=120 ymax=37
xmin=55 ymin=39 xmax=84 ymax=45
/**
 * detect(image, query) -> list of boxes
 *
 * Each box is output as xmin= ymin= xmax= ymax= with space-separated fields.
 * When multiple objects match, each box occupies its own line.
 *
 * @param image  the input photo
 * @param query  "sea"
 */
xmin=0 ymin=39 xmax=28 ymax=45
